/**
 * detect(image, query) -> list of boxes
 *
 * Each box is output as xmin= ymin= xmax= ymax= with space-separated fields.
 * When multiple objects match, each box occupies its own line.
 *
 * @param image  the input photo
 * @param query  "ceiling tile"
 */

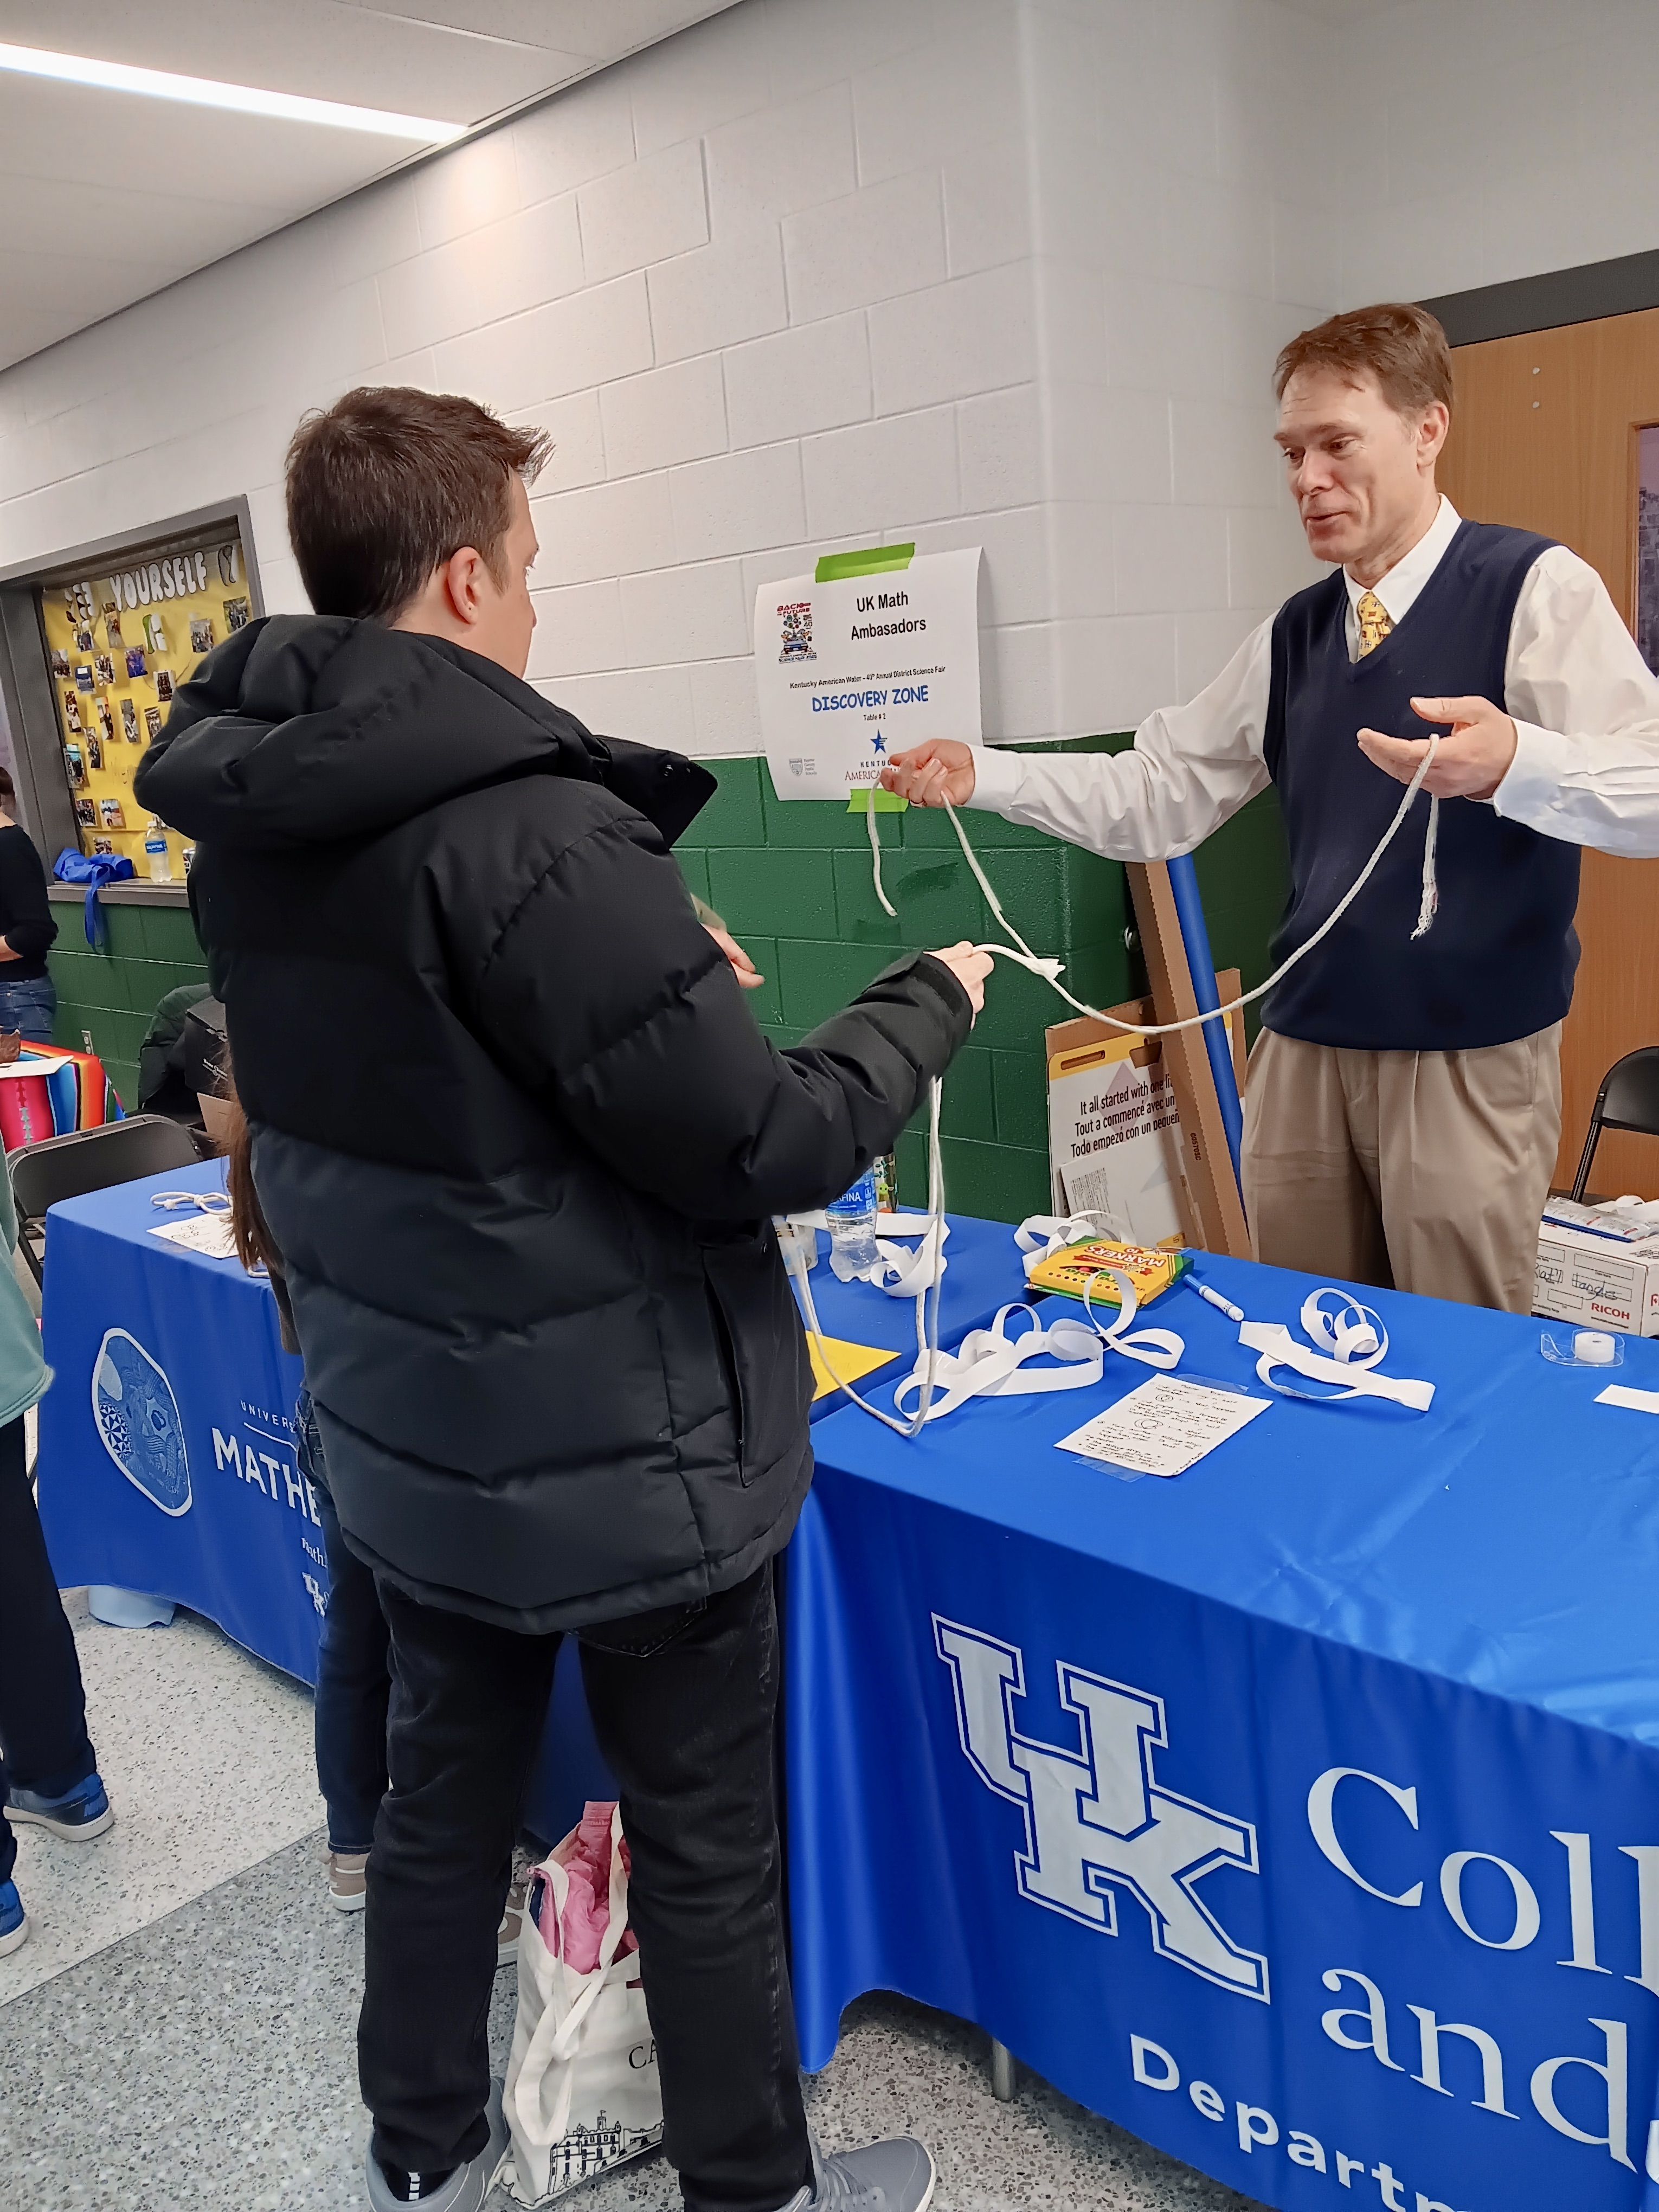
xmin=335 ymin=2 xmax=741 ymax=63
xmin=0 ymin=0 xmax=564 ymax=123
xmin=0 ymin=0 xmax=739 ymax=372
xmin=0 ymin=168 xmax=294 ymax=254
xmin=0 ymin=245 xmax=191 ymax=319
xmin=0 ymin=76 xmax=419 ymax=210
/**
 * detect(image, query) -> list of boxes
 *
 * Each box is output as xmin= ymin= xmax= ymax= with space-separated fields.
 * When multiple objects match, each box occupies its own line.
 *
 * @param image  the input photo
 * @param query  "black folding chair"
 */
xmin=9 ymin=1115 xmax=203 ymax=1289
xmin=1570 ymin=1047 xmax=1659 ymax=1201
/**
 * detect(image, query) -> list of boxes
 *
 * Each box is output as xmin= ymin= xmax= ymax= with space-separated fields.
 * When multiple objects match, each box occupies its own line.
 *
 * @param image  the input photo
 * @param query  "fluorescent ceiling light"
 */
xmin=0 ymin=40 xmax=467 ymax=141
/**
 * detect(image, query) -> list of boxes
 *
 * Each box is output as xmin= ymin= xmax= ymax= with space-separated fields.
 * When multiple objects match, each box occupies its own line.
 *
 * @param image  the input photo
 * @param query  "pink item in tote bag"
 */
xmin=500 ymin=1802 xmax=661 ymax=2206
xmin=536 ymin=1800 xmax=639 ymax=1976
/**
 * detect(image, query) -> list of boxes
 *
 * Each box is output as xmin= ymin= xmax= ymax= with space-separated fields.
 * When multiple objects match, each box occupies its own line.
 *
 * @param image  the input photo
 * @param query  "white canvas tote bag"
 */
xmin=500 ymin=1803 xmax=664 ymax=2206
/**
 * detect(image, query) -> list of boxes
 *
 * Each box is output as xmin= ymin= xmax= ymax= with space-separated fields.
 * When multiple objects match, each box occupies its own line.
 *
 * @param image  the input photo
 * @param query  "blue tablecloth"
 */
xmin=34 ymin=1159 xmax=611 ymax=1844
xmin=37 ymin=1160 xmax=319 ymax=1679
xmin=792 ymin=1211 xmax=1028 ymax=1419
xmin=788 ymin=1254 xmax=1659 ymax=2211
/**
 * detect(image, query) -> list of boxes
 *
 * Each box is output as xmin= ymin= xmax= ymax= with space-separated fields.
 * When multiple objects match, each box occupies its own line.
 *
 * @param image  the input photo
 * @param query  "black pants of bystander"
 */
xmin=359 ymin=1560 xmax=812 ymax=2212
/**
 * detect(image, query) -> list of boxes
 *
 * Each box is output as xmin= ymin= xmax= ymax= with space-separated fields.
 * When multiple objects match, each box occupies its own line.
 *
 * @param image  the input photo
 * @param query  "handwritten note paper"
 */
xmin=1057 ymin=1375 xmax=1270 ymax=1479
xmin=150 ymin=1214 xmax=239 ymax=1261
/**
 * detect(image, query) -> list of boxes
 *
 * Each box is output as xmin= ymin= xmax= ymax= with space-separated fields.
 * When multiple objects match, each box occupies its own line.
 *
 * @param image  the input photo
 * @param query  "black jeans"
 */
xmin=299 ymin=1394 xmax=391 ymax=1854
xmin=362 ymin=1564 xmax=811 ymax=2212
xmin=0 ymin=1415 xmax=96 ymax=1885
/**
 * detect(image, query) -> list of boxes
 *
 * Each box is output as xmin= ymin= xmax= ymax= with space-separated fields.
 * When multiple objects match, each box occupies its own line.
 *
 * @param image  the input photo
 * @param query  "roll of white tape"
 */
xmin=1575 ymin=1330 xmax=1617 ymax=1366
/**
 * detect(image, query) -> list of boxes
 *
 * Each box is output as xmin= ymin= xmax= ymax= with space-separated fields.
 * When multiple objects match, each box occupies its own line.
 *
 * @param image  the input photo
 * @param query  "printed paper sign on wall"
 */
xmin=753 ymin=545 xmax=982 ymax=801
xmin=1047 ymin=1029 xmax=1187 ymax=1250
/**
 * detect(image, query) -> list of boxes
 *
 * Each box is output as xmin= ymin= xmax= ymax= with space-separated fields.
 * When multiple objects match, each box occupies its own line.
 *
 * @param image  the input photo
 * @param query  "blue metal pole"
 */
xmin=1165 ymin=853 xmax=1245 ymax=1196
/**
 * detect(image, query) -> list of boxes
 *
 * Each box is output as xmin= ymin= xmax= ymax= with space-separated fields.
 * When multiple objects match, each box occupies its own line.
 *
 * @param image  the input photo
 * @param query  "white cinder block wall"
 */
xmin=1332 ymin=0 xmax=1659 ymax=306
xmin=1017 ymin=0 xmax=1340 ymax=737
xmin=0 ymin=0 xmax=1651 ymax=754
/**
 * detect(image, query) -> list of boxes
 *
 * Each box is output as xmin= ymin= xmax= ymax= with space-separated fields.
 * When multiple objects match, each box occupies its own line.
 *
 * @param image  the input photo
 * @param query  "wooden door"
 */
xmin=1437 ymin=308 xmax=1659 ymax=1196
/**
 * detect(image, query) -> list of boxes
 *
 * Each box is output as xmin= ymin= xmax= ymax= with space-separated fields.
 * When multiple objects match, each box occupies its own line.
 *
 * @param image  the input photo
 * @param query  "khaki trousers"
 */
xmin=1240 ymin=1024 xmax=1562 ymax=1314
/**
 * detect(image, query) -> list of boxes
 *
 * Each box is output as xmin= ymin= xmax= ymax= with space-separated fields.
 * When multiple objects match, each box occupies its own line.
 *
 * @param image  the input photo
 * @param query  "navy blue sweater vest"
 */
xmin=1261 ymin=520 xmax=1580 ymax=1052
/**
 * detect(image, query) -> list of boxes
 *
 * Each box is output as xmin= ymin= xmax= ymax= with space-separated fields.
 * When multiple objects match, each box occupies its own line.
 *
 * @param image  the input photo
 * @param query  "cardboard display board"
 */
xmin=1124 ymin=861 xmax=1251 ymax=1257
xmin=1046 ymin=973 xmax=1245 ymax=1252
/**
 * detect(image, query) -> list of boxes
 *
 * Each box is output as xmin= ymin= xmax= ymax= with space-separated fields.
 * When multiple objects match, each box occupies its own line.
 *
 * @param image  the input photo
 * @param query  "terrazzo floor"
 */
xmin=1 ymin=1599 xmax=1265 ymax=2212
xmin=0 ymin=1592 xmax=323 ymax=2004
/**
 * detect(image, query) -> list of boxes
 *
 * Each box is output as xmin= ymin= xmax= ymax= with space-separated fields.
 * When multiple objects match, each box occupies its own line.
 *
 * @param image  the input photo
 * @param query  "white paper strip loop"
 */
xmin=871 ymin=1218 xmax=949 ymax=1298
xmin=1014 ymin=1211 xmax=1124 ymax=1278
xmin=782 ymin=1211 xmax=949 ymax=1294
xmin=1081 ymin=1269 xmax=1184 ymax=1372
xmin=1298 ymin=1288 xmax=1385 ymax=1368
xmin=1238 ymin=1319 xmax=1433 ymax=1411
xmin=893 ymin=1303 xmax=1104 ymax=1423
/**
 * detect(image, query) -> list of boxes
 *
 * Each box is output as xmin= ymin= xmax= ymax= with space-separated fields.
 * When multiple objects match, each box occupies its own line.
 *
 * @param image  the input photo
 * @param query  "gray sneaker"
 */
xmin=782 ymin=2130 xmax=936 ymax=2212
xmin=363 ymin=2078 xmax=507 ymax=2211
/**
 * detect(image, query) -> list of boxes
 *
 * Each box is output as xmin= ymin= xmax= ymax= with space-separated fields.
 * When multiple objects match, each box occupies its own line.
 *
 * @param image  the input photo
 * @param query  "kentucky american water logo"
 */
xmin=93 ymin=1328 xmax=192 ymax=1516
xmin=934 ymin=1618 xmax=1268 ymax=2000
xmin=777 ymin=601 xmax=815 ymax=662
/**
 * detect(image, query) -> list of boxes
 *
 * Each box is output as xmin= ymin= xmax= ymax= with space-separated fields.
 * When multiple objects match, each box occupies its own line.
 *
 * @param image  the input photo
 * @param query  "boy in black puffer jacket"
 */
xmin=137 ymin=386 xmax=985 ymax=2212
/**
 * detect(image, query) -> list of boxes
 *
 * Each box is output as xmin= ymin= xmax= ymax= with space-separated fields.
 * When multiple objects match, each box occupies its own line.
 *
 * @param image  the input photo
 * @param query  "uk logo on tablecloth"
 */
xmin=92 ymin=1327 xmax=192 ymax=1517
xmin=934 ymin=1618 xmax=1269 ymax=2001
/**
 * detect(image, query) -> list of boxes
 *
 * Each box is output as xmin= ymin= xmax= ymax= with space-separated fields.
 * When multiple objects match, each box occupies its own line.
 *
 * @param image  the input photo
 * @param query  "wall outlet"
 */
xmin=81 ymin=1030 xmax=94 ymax=1051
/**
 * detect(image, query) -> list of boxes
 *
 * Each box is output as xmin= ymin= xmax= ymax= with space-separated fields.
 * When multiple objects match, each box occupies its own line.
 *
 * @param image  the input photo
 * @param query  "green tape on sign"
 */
xmin=846 ymin=786 xmax=908 ymax=813
xmin=814 ymin=542 xmax=916 ymax=583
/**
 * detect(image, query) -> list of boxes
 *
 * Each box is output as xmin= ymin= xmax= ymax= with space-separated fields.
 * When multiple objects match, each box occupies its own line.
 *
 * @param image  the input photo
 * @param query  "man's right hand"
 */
xmin=928 ymin=941 xmax=993 ymax=1017
xmin=880 ymin=740 xmax=976 ymax=807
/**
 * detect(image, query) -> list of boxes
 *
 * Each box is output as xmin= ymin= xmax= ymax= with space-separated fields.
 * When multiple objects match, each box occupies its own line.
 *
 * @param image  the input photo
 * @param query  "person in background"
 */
xmin=0 ymin=768 xmax=57 ymax=1044
xmin=0 ymin=1158 xmax=114 ymax=1954
xmin=884 ymin=302 xmax=1659 ymax=1316
xmin=143 ymin=384 xmax=987 ymax=2212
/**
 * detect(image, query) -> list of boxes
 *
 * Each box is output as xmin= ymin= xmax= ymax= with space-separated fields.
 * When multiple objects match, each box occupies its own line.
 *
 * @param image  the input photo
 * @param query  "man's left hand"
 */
xmin=1357 ymin=693 xmax=1518 ymax=801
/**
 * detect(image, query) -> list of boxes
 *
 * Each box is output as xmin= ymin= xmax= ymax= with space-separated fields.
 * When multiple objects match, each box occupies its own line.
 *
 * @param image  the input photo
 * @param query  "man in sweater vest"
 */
xmin=883 ymin=303 xmax=1659 ymax=1314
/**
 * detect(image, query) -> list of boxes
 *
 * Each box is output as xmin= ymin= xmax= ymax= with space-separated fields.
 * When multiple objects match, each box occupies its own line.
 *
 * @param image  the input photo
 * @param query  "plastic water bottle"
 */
xmin=143 ymin=818 xmax=172 ymax=883
xmin=827 ymin=1168 xmax=880 ymax=1282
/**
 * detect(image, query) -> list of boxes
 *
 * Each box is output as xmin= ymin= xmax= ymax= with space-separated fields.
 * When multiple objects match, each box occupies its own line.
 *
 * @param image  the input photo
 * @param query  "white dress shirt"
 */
xmin=969 ymin=497 xmax=1659 ymax=860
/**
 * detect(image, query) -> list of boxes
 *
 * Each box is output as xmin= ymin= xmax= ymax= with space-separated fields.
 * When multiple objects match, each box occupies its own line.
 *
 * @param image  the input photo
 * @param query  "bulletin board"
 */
xmin=36 ymin=523 xmax=253 ymax=881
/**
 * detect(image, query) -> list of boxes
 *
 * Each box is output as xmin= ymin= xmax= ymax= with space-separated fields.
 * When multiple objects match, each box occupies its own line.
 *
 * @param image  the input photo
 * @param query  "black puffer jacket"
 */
xmin=136 ymin=618 xmax=970 ymax=1631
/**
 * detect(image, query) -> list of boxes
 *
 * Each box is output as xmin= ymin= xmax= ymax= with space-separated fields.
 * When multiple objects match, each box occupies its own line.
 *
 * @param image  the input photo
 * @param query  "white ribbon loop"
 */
xmin=871 ymin=1217 xmax=949 ymax=1298
xmin=783 ymin=1210 xmax=950 ymax=1294
xmin=1082 ymin=1268 xmax=1184 ymax=1372
xmin=1298 ymin=1288 xmax=1386 ymax=1368
xmin=1014 ymin=1211 xmax=1126 ymax=1277
xmin=893 ymin=1303 xmax=1103 ymax=1423
xmin=1238 ymin=1314 xmax=1433 ymax=1411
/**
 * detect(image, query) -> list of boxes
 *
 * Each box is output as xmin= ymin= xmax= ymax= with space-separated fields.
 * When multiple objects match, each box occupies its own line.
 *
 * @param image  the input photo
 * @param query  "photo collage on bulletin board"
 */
xmin=37 ymin=525 xmax=252 ymax=880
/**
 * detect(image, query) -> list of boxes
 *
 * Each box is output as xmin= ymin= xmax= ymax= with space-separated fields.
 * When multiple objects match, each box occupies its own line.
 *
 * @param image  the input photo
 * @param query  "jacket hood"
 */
xmin=134 ymin=614 xmax=713 ymax=852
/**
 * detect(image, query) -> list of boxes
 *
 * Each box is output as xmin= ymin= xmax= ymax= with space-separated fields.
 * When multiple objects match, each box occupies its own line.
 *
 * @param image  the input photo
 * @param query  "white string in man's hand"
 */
xmin=1358 ymin=693 xmax=1518 ymax=801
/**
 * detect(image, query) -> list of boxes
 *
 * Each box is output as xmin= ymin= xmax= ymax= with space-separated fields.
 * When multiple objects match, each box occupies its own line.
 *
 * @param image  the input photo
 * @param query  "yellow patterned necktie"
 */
xmin=1355 ymin=588 xmax=1393 ymax=655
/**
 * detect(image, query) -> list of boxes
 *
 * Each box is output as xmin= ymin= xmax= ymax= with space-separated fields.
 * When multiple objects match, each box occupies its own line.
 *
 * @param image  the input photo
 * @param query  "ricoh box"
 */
xmin=1534 ymin=1214 xmax=1659 ymax=1338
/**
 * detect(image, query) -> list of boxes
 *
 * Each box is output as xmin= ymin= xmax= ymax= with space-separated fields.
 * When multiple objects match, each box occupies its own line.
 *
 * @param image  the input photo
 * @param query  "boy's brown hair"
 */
xmin=285 ymin=386 xmax=550 ymax=623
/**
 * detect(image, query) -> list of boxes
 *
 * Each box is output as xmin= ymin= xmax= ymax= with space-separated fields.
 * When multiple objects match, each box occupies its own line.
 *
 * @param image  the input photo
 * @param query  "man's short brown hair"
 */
xmin=285 ymin=386 xmax=551 ymax=623
xmin=1274 ymin=303 xmax=1453 ymax=420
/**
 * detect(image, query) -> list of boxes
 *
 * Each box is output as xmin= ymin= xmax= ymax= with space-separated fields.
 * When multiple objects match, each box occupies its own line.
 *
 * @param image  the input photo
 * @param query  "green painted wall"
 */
xmin=44 ymin=741 xmax=1291 ymax=1217
xmin=48 ymin=898 xmax=208 ymax=1111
